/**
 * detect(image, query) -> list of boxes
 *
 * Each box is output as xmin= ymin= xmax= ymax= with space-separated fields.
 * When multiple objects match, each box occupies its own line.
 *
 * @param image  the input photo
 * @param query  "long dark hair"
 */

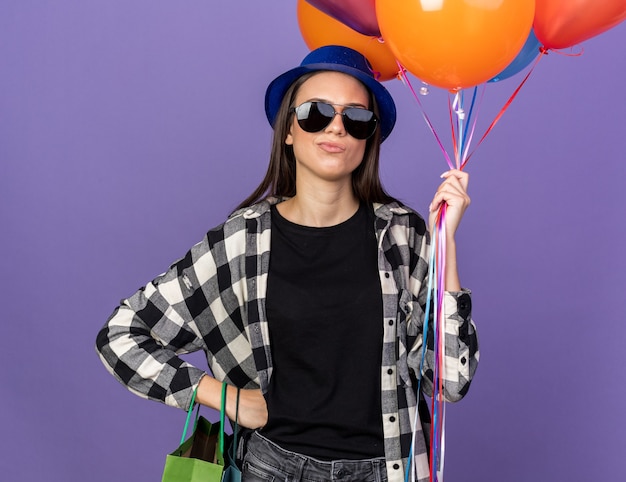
xmin=235 ymin=72 xmax=395 ymax=211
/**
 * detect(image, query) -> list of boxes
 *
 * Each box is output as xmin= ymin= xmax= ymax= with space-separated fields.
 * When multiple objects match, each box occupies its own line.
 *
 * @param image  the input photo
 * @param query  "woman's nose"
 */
xmin=325 ymin=111 xmax=346 ymax=135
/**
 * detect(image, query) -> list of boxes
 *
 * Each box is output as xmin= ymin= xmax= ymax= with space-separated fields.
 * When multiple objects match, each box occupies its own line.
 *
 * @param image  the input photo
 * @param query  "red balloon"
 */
xmin=534 ymin=0 xmax=626 ymax=49
xmin=304 ymin=0 xmax=380 ymax=37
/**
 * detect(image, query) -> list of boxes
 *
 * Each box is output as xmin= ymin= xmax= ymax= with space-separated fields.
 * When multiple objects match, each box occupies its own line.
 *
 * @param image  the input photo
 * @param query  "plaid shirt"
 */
xmin=96 ymin=198 xmax=478 ymax=482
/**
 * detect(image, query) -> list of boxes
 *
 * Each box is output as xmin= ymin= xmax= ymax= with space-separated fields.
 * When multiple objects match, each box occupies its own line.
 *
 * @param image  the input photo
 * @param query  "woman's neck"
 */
xmin=276 ymin=182 xmax=360 ymax=227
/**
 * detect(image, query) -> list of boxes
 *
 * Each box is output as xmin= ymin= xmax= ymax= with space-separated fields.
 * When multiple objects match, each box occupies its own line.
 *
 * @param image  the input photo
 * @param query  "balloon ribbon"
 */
xmin=400 ymin=51 xmax=546 ymax=482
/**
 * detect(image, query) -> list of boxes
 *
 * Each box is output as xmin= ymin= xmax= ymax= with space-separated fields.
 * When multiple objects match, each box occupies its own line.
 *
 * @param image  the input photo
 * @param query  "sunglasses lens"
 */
xmin=293 ymin=102 xmax=378 ymax=139
xmin=344 ymin=108 xmax=377 ymax=139
xmin=295 ymin=102 xmax=334 ymax=133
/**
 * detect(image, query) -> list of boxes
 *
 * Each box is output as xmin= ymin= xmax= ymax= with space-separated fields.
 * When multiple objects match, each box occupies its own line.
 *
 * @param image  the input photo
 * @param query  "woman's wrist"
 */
xmin=195 ymin=374 xmax=222 ymax=411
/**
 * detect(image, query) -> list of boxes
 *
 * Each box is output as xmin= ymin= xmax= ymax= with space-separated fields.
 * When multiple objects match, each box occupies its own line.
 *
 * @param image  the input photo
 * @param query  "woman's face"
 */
xmin=286 ymin=71 xmax=369 ymax=189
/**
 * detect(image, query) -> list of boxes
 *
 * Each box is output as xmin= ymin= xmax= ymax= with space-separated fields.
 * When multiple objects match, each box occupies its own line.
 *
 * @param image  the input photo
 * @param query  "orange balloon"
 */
xmin=297 ymin=0 xmax=400 ymax=81
xmin=376 ymin=0 xmax=535 ymax=90
xmin=534 ymin=0 xmax=626 ymax=50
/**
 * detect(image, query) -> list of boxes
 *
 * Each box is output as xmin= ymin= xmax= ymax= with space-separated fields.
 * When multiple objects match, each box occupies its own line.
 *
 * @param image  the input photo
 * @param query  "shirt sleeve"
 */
xmin=95 ymin=226 xmax=250 ymax=411
xmin=406 ymin=228 xmax=479 ymax=403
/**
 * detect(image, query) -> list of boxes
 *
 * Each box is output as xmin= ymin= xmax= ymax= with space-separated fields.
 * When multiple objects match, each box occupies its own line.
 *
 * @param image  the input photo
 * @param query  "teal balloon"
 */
xmin=489 ymin=29 xmax=541 ymax=82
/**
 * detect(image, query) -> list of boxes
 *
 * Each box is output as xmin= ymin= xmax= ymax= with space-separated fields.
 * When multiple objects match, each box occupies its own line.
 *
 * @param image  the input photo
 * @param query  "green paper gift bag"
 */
xmin=162 ymin=382 xmax=241 ymax=482
xmin=161 ymin=416 xmax=223 ymax=480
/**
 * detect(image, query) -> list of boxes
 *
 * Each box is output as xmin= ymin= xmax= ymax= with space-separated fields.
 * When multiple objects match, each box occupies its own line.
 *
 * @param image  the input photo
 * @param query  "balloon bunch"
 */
xmin=300 ymin=1 xmax=626 ymax=89
xmin=297 ymin=1 xmax=625 ymax=481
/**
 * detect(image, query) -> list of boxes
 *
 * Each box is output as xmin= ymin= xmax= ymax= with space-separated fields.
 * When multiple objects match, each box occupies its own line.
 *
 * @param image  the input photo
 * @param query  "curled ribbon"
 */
xmin=400 ymin=51 xmax=545 ymax=481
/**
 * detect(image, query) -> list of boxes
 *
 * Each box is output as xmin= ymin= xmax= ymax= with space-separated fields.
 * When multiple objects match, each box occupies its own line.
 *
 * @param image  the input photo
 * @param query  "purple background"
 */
xmin=1 ymin=2 xmax=624 ymax=481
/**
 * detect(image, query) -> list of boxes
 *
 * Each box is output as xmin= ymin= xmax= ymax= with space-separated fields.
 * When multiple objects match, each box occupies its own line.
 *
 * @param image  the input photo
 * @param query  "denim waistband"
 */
xmin=243 ymin=431 xmax=388 ymax=482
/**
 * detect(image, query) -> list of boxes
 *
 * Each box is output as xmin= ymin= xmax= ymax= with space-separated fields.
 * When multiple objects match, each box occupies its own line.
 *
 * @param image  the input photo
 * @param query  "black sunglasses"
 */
xmin=291 ymin=101 xmax=378 ymax=140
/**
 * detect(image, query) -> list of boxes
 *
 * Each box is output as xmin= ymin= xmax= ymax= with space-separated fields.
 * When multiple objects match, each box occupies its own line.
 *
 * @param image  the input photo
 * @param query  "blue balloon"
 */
xmin=489 ymin=29 xmax=541 ymax=83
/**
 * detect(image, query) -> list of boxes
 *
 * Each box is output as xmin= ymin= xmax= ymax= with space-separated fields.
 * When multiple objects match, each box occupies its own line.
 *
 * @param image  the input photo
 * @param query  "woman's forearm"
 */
xmin=444 ymin=238 xmax=461 ymax=292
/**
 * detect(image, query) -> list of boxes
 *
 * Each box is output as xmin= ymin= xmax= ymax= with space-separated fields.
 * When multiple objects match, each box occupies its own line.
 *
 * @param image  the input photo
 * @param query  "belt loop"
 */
xmin=293 ymin=453 xmax=306 ymax=482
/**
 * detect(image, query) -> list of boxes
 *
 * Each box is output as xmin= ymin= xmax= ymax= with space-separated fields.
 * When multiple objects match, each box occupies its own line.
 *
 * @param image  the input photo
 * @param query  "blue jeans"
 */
xmin=242 ymin=432 xmax=388 ymax=482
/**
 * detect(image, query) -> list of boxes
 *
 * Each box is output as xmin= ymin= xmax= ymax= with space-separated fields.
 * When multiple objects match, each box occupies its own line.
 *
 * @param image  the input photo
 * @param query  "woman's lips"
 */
xmin=317 ymin=141 xmax=346 ymax=153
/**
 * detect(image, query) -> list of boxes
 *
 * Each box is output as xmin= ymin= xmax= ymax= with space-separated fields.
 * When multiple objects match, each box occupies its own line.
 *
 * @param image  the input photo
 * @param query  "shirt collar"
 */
xmin=239 ymin=198 xmax=412 ymax=220
xmin=373 ymin=201 xmax=413 ymax=220
xmin=240 ymin=196 xmax=287 ymax=219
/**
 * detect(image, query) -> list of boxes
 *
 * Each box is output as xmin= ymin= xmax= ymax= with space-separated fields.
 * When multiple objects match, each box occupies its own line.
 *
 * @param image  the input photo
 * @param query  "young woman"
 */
xmin=96 ymin=45 xmax=479 ymax=482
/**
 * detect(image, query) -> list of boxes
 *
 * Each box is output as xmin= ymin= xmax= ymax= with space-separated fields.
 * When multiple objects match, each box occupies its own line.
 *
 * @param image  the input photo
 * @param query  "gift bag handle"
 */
xmin=179 ymin=381 xmax=241 ymax=456
xmin=218 ymin=382 xmax=241 ymax=462
xmin=231 ymin=387 xmax=240 ymax=460
xmin=179 ymin=387 xmax=199 ymax=444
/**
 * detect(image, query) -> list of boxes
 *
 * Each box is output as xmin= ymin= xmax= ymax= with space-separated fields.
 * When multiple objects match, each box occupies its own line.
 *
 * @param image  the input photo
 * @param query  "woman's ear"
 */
xmin=285 ymin=124 xmax=294 ymax=146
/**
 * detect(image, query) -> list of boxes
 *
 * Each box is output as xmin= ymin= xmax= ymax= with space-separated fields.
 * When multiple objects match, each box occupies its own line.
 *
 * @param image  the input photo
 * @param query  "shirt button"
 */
xmin=388 ymin=319 xmax=394 ymax=325
xmin=461 ymin=357 xmax=467 ymax=365
xmin=389 ymin=416 xmax=396 ymax=422
xmin=393 ymin=464 xmax=400 ymax=470
xmin=387 ymin=369 xmax=393 ymax=375
xmin=385 ymin=272 xmax=390 ymax=278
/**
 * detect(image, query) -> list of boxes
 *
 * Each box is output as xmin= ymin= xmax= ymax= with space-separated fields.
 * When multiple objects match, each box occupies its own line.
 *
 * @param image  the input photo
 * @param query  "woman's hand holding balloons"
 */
xmin=429 ymin=169 xmax=470 ymax=240
xmin=428 ymin=169 xmax=470 ymax=292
